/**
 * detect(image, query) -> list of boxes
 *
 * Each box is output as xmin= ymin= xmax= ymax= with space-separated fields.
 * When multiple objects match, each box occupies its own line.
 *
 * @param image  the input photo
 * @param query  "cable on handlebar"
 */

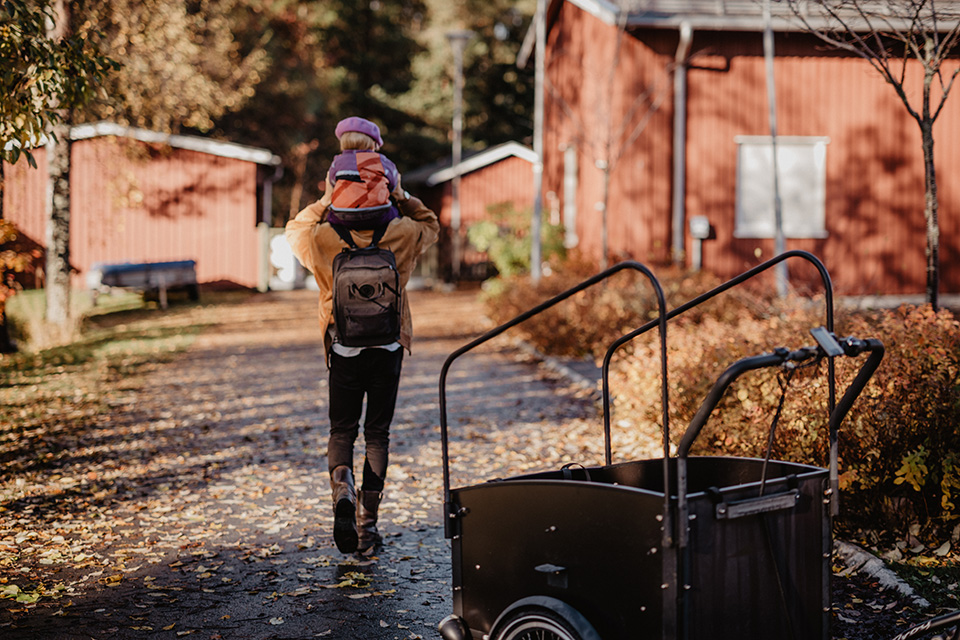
xmin=759 ymin=366 xmax=796 ymax=497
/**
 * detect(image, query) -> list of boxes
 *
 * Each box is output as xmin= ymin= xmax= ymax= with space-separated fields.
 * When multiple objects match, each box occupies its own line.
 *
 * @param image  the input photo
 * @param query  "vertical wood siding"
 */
xmin=544 ymin=5 xmax=960 ymax=296
xmin=684 ymin=31 xmax=957 ymax=295
xmin=544 ymin=3 xmax=676 ymax=266
xmin=3 ymin=148 xmax=49 ymax=251
xmin=435 ymin=154 xmax=534 ymax=266
xmin=3 ymin=136 xmax=262 ymax=289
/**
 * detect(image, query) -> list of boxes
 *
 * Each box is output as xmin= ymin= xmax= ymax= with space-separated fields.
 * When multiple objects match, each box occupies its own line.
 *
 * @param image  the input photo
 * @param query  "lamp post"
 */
xmin=531 ymin=0 xmax=546 ymax=283
xmin=446 ymin=30 xmax=473 ymax=282
xmin=762 ymin=0 xmax=788 ymax=297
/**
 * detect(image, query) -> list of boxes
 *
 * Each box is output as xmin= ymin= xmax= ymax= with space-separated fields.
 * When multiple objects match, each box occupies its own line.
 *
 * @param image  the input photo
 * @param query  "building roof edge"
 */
xmin=70 ymin=122 xmax=283 ymax=166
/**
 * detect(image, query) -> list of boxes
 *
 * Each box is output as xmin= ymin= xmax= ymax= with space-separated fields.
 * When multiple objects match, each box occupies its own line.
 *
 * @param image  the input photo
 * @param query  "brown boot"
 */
xmin=356 ymin=489 xmax=383 ymax=554
xmin=330 ymin=466 xmax=358 ymax=553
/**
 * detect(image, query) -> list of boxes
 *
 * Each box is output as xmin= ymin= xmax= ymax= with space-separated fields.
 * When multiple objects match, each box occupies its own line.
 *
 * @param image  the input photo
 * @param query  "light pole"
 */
xmin=446 ymin=30 xmax=473 ymax=282
xmin=762 ymin=0 xmax=788 ymax=297
xmin=531 ymin=0 xmax=546 ymax=283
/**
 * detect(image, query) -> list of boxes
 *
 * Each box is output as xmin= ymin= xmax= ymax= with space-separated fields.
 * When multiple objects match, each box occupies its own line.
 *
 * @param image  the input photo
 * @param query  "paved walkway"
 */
xmin=0 ymin=289 xmax=619 ymax=639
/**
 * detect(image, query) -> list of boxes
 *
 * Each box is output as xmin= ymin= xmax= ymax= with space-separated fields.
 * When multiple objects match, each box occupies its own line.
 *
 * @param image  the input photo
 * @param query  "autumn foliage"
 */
xmin=0 ymin=219 xmax=33 ymax=308
xmin=484 ymin=266 xmax=960 ymax=534
xmin=484 ymin=255 xmax=767 ymax=357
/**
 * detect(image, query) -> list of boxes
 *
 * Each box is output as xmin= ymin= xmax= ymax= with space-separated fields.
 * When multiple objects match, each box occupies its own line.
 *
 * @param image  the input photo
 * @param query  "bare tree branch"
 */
xmin=611 ymin=60 xmax=676 ymax=167
xmin=787 ymin=0 xmax=960 ymax=307
xmin=932 ymin=65 xmax=960 ymax=119
xmin=543 ymin=73 xmax=597 ymax=159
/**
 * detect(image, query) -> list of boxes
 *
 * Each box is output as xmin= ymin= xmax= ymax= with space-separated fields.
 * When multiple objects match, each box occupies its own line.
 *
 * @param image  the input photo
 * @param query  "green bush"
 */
xmin=466 ymin=203 xmax=566 ymax=285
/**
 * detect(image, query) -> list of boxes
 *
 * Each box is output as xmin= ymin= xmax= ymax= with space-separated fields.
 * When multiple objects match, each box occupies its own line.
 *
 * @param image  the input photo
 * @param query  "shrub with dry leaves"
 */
xmin=484 ymin=266 xmax=960 ymax=534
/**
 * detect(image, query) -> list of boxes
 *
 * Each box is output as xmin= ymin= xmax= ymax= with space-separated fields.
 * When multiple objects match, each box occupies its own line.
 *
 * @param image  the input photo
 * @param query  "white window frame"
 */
xmin=734 ymin=136 xmax=830 ymax=239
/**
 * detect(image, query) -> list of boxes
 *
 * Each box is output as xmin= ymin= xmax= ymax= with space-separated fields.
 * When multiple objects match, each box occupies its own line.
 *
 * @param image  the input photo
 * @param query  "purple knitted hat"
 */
xmin=334 ymin=117 xmax=383 ymax=147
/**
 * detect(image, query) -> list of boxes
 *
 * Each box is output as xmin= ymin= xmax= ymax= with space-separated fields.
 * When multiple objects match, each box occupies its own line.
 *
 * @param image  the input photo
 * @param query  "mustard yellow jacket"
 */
xmin=285 ymin=195 xmax=440 ymax=361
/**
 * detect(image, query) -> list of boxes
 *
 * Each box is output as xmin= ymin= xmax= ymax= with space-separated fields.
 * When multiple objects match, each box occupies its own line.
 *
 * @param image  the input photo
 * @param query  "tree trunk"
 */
xmin=45 ymin=0 xmax=72 ymax=326
xmin=921 ymin=119 xmax=939 ymax=310
xmin=0 ymin=310 xmax=15 ymax=353
xmin=45 ymin=119 xmax=72 ymax=325
xmin=919 ymin=42 xmax=939 ymax=311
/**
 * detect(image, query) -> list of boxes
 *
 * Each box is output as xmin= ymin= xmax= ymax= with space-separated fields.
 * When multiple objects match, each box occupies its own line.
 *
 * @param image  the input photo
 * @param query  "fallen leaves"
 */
xmin=0 ymin=289 xmax=612 ymax=637
xmin=0 ymin=582 xmax=65 ymax=604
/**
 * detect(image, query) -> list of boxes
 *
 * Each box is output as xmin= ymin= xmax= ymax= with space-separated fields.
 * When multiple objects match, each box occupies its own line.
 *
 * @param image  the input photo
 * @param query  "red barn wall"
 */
xmin=3 ymin=148 xmax=49 ymax=254
xmin=3 ymin=136 xmax=263 ymax=289
xmin=444 ymin=154 xmax=534 ymax=265
xmin=425 ymin=154 xmax=534 ymax=269
xmin=544 ymin=3 xmax=676 ymax=266
xmin=684 ymin=31 xmax=960 ymax=296
xmin=543 ymin=3 xmax=960 ymax=296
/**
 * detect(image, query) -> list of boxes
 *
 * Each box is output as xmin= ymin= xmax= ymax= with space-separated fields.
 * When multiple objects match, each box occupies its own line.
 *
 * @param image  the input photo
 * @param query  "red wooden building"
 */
xmin=3 ymin=122 xmax=282 ymax=290
xmin=407 ymin=141 xmax=537 ymax=279
xmin=540 ymin=0 xmax=960 ymax=295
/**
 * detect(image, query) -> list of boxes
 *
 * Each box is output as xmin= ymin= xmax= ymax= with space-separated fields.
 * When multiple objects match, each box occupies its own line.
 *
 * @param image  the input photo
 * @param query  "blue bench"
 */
xmin=87 ymin=260 xmax=199 ymax=308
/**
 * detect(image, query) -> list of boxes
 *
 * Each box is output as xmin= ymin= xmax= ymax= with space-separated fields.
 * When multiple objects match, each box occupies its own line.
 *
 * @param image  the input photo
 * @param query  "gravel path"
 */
xmin=0 ymin=289 xmax=614 ymax=639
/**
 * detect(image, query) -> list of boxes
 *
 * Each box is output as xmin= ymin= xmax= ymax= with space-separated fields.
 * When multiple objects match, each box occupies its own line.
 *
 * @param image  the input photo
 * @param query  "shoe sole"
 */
xmin=333 ymin=498 xmax=358 ymax=553
xmin=357 ymin=534 xmax=382 ymax=555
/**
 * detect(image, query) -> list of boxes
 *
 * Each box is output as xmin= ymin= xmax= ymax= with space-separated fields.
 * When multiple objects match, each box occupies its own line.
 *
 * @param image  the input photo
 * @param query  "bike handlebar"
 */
xmin=677 ymin=331 xmax=883 ymax=460
xmin=674 ymin=330 xmax=884 ymax=550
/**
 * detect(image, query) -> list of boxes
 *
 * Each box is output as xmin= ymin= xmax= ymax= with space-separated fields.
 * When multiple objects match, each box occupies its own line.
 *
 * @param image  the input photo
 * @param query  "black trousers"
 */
xmin=327 ymin=348 xmax=403 ymax=492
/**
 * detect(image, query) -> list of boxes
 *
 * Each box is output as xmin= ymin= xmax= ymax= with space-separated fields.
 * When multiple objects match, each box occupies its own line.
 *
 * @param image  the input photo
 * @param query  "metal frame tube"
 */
xmin=438 ymin=261 xmax=668 ymax=538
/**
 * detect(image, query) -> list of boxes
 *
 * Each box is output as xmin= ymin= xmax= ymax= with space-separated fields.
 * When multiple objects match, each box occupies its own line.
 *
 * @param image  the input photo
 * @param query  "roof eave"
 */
xmin=423 ymin=141 xmax=537 ymax=187
xmin=70 ymin=121 xmax=283 ymax=167
xmin=624 ymin=13 xmax=936 ymax=32
xmin=561 ymin=0 xmax=960 ymax=33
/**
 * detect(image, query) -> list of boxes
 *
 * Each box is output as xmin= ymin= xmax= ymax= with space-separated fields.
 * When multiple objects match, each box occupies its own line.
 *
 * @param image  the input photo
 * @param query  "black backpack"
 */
xmin=330 ymin=224 xmax=401 ymax=347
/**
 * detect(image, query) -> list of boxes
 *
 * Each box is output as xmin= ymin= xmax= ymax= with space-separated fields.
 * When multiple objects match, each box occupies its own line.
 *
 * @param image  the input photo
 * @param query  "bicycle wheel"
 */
xmin=495 ymin=606 xmax=600 ymax=640
xmin=892 ymin=610 xmax=960 ymax=640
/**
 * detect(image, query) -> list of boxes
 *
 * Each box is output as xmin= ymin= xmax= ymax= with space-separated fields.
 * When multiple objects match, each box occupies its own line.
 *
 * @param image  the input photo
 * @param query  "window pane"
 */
xmin=735 ymin=136 xmax=829 ymax=239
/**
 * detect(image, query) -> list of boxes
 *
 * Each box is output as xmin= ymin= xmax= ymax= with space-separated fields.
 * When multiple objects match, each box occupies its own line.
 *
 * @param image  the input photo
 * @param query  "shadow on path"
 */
xmin=0 ymin=289 xmax=607 ymax=639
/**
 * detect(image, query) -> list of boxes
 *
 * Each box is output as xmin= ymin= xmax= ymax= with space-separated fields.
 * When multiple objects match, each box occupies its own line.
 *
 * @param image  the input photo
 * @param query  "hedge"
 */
xmin=483 ymin=266 xmax=960 ymax=535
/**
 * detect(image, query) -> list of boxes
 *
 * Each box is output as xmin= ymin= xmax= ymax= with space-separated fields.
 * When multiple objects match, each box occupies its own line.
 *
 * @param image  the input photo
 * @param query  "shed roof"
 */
xmin=70 ymin=121 xmax=282 ymax=167
xmin=407 ymin=141 xmax=537 ymax=187
xmin=550 ymin=0 xmax=960 ymax=32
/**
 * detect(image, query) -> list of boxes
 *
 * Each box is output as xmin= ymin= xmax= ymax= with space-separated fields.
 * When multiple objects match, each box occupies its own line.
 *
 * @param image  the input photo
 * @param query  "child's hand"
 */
xmin=391 ymin=176 xmax=407 ymax=203
xmin=319 ymin=176 xmax=334 ymax=209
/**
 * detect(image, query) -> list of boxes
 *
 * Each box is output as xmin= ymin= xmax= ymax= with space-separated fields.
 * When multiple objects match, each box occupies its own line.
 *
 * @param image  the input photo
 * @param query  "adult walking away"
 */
xmin=285 ymin=119 xmax=439 ymax=555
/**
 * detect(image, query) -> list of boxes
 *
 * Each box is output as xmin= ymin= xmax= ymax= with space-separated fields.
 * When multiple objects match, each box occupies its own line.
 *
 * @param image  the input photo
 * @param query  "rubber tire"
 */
xmin=494 ymin=606 xmax=599 ymax=640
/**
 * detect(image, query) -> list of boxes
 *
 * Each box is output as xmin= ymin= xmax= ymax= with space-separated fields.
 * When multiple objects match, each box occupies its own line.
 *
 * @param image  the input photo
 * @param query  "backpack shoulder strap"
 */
xmin=370 ymin=224 xmax=388 ymax=248
xmin=330 ymin=223 xmax=358 ymax=249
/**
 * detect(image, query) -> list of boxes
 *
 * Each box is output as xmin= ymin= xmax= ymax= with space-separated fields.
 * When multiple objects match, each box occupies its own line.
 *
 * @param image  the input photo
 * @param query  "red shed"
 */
xmin=539 ymin=0 xmax=960 ymax=296
xmin=3 ymin=122 xmax=282 ymax=291
xmin=406 ymin=141 xmax=537 ymax=279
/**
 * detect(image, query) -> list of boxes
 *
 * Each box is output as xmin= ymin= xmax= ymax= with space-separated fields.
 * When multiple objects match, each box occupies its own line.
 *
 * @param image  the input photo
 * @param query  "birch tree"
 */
xmin=788 ymin=0 xmax=960 ymax=309
xmin=0 ymin=0 xmax=114 ymax=166
xmin=0 ymin=0 xmax=112 ymax=334
xmin=42 ymin=0 xmax=269 ymax=325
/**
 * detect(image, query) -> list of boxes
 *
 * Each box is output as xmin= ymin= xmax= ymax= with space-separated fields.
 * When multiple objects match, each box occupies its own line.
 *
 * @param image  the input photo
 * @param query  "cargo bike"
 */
xmin=436 ymin=251 xmax=888 ymax=640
